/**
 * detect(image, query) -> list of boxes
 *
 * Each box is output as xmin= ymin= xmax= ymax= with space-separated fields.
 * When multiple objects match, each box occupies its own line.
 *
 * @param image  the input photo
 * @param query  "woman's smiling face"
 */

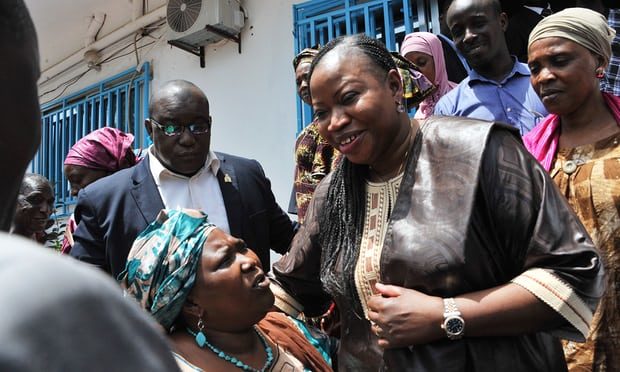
xmin=309 ymin=47 xmax=406 ymax=168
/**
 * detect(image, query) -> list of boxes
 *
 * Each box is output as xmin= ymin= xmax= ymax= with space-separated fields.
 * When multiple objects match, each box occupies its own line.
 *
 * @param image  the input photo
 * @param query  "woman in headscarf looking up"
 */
xmin=400 ymin=31 xmax=457 ymax=118
xmin=121 ymin=209 xmax=333 ymax=372
xmin=524 ymin=8 xmax=619 ymax=371
xmin=62 ymin=127 xmax=138 ymax=253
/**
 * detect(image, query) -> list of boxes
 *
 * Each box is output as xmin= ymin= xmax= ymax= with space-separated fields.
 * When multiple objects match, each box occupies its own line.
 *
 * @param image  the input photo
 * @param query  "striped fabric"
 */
xmin=511 ymin=268 xmax=593 ymax=339
xmin=354 ymin=176 xmax=403 ymax=319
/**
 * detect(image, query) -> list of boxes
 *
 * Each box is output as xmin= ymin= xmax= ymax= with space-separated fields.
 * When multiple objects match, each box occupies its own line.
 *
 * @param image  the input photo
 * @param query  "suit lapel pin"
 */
xmin=224 ymin=173 xmax=232 ymax=183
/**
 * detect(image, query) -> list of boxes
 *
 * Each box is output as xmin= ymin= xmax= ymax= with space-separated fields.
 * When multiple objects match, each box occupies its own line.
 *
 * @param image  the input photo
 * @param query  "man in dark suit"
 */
xmin=70 ymin=80 xmax=296 ymax=277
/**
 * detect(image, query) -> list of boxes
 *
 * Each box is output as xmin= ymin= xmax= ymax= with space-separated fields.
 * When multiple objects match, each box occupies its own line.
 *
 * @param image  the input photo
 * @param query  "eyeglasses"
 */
xmin=149 ymin=117 xmax=211 ymax=136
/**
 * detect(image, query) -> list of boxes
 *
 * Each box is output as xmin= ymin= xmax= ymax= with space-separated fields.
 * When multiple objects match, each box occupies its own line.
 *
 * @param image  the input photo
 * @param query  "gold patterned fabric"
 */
xmin=354 ymin=175 xmax=403 ymax=318
xmin=550 ymin=133 xmax=620 ymax=372
xmin=293 ymin=122 xmax=339 ymax=224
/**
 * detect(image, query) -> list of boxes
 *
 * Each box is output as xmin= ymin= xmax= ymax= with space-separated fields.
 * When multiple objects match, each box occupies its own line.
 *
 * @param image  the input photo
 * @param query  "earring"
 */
xmin=194 ymin=317 xmax=207 ymax=347
xmin=596 ymin=69 xmax=605 ymax=79
xmin=396 ymin=102 xmax=406 ymax=113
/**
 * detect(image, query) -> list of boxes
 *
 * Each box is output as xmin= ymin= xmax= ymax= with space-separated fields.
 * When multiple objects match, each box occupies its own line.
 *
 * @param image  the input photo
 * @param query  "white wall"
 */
xmin=38 ymin=0 xmax=300 ymax=215
xmin=153 ymin=0 xmax=299 ymax=208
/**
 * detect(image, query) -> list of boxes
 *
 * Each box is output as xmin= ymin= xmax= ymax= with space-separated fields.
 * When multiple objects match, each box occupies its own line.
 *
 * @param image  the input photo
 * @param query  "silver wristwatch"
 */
xmin=441 ymin=298 xmax=465 ymax=340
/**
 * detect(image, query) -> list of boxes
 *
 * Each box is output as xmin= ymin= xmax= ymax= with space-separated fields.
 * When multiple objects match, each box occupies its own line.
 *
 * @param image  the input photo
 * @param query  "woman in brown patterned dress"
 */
xmin=524 ymin=8 xmax=619 ymax=371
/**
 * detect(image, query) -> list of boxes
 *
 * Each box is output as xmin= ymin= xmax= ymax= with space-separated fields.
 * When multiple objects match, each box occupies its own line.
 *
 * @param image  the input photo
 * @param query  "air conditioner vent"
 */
xmin=167 ymin=0 xmax=203 ymax=33
xmin=167 ymin=0 xmax=245 ymax=49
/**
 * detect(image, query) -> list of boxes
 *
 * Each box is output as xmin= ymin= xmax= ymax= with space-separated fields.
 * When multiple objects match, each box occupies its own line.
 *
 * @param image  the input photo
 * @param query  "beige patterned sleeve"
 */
xmin=511 ymin=268 xmax=593 ymax=340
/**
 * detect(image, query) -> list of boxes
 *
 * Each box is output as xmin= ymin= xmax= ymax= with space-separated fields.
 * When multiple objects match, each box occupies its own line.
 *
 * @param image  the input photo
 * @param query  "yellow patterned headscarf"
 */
xmin=391 ymin=52 xmax=435 ymax=110
xmin=293 ymin=48 xmax=320 ymax=69
xmin=528 ymin=7 xmax=616 ymax=65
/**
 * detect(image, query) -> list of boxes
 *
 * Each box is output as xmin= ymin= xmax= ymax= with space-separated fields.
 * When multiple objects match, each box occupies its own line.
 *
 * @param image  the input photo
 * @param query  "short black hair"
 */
xmin=486 ymin=0 xmax=502 ymax=15
xmin=439 ymin=0 xmax=454 ymax=13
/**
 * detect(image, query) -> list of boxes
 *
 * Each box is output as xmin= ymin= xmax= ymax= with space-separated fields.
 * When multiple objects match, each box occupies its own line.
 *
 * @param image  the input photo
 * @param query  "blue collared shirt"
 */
xmin=434 ymin=59 xmax=547 ymax=135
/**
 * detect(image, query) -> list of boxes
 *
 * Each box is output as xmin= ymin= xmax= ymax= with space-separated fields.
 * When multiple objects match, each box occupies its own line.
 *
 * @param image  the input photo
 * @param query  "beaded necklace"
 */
xmin=186 ymin=327 xmax=274 ymax=372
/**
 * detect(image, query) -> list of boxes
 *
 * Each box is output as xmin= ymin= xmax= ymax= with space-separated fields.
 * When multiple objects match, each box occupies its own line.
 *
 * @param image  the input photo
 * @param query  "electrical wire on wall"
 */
xmin=39 ymin=69 xmax=93 ymax=103
xmin=123 ymin=25 xmax=170 ymax=130
xmin=39 ymin=19 xmax=167 ymax=105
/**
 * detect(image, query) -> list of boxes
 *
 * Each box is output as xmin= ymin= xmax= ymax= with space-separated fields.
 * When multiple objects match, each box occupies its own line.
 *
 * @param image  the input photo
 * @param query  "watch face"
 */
xmin=446 ymin=317 xmax=464 ymax=335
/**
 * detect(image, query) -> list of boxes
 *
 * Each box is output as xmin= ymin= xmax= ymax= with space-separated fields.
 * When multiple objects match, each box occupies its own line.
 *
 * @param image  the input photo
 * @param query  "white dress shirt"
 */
xmin=148 ymin=148 xmax=230 ymax=233
xmin=524 ymin=5 xmax=551 ymax=16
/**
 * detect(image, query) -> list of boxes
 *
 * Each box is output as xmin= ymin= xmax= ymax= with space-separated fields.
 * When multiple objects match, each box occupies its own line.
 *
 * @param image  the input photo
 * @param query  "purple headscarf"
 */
xmin=401 ymin=32 xmax=457 ymax=118
xmin=64 ymin=127 xmax=137 ymax=172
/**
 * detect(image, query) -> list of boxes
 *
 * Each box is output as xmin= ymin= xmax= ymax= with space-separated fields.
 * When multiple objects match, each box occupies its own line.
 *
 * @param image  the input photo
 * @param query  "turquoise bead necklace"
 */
xmin=186 ymin=327 xmax=274 ymax=372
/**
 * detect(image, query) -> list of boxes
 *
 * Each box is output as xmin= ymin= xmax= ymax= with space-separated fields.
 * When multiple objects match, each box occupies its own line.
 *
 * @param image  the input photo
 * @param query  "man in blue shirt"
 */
xmin=434 ymin=0 xmax=547 ymax=135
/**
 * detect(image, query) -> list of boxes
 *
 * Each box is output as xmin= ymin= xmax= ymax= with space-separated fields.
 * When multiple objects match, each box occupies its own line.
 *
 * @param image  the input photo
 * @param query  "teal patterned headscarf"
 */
xmin=119 ymin=209 xmax=216 ymax=330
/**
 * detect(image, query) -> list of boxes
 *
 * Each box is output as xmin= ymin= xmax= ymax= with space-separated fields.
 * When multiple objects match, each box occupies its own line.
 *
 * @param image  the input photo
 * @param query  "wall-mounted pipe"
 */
xmin=40 ymin=6 xmax=166 ymax=86
xmin=132 ymin=0 xmax=144 ymax=22
xmin=84 ymin=12 xmax=106 ymax=49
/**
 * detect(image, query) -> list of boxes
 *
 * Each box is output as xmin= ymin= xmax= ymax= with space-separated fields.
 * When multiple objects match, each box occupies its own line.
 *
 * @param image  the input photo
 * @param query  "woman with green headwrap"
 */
xmin=120 ymin=209 xmax=333 ymax=372
xmin=524 ymin=7 xmax=619 ymax=371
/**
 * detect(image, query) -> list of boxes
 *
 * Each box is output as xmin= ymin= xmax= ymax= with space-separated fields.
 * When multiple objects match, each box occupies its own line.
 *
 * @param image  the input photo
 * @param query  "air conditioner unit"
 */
xmin=167 ymin=0 xmax=245 ymax=47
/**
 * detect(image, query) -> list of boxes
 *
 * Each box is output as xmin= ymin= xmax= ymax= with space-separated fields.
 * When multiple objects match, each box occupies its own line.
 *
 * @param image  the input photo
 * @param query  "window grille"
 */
xmin=33 ymin=63 xmax=151 ymax=216
xmin=292 ymin=0 xmax=439 ymax=133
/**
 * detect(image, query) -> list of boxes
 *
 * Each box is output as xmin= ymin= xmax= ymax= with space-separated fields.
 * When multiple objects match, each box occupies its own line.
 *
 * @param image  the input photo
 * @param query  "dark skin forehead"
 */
xmin=447 ymin=0 xmax=500 ymax=26
xmin=311 ymin=45 xmax=387 ymax=89
xmin=149 ymin=81 xmax=209 ymax=119
xmin=21 ymin=176 xmax=52 ymax=195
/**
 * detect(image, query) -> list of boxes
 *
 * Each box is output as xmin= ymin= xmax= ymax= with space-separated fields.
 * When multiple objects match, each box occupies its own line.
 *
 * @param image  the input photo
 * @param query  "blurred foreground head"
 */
xmin=0 ymin=234 xmax=179 ymax=371
xmin=0 ymin=0 xmax=42 ymax=231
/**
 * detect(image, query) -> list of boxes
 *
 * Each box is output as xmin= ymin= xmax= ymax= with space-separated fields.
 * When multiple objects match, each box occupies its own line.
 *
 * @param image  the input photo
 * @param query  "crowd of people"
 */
xmin=2 ymin=0 xmax=619 ymax=371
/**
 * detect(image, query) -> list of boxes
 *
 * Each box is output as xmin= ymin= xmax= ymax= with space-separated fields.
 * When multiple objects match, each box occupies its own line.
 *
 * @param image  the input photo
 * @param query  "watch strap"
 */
xmin=443 ymin=297 xmax=460 ymax=315
xmin=442 ymin=297 xmax=465 ymax=340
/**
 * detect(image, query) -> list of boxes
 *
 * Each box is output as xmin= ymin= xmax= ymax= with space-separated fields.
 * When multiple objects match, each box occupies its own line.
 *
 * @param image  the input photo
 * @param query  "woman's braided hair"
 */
xmin=308 ymin=34 xmax=397 ymax=95
xmin=308 ymin=34 xmax=396 ymax=310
